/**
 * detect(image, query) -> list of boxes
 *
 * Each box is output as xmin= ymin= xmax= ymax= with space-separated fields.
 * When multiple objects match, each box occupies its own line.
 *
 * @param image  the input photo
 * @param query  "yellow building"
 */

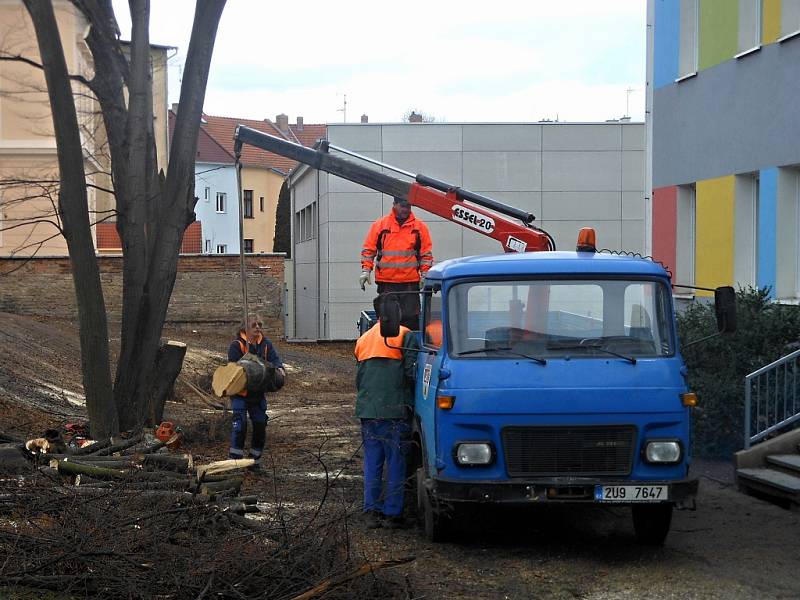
xmin=203 ymin=114 xmax=326 ymax=253
xmin=0 ymin=1 xmax=169 ymax=256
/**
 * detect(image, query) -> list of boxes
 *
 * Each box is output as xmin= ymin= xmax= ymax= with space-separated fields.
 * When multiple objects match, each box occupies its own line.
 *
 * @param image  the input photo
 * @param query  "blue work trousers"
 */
xmin=230 ymin=396 xmax=267 ymax=460
xmin=361 ymin=419 xmax=410 ymax=517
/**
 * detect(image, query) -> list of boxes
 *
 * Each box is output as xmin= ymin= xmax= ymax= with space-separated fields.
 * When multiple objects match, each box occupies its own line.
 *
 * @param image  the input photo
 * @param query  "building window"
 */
xmin=295 ymin=202 xmax=317 ymax=243
xmin=734 ymin=174 xmax=759 ymax=286
xmin=676 ymin=185 xmax=696 ymax=289
xmin=216 ymin=244 xmax=227 ymax=254
xmin=204 ymin=187 xmax=210 ymax=202
xmin=738 ymin=0 xmax=762 ymax=52
xmin=216 ymin=192 xmax=226 ymax=213
xmin=783 ymin=0 xmax=800 ymax=37
xmin=260 ymin=196 xmax=264 ymax=212
xmin=204 ymin=239 xmax=211 ymax=253
xmin=243 ymin=190 xmax=254 ymax=219
xmin=244 ymin=239 xmax=254 ymax=254
xmin=678 ymin=0 xmax=699 ymax=77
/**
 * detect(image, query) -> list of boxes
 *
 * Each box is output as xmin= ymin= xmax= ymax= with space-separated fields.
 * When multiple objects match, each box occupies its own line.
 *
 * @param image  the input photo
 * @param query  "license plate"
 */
xmin=595 ymin=485 xmax=668 ymax=502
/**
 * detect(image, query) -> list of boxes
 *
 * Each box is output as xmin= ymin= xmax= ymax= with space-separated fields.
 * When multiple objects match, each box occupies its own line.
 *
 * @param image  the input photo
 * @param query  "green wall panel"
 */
xmin=699 ymin=0 xmax=739 ymax=70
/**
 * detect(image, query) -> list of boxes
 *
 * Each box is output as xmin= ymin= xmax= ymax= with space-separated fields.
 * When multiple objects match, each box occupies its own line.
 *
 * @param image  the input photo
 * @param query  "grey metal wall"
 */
xmin=653 ymin=40 xmax=800 ymax=188
xmin=291 ymin=122 xmax=646 ymax=340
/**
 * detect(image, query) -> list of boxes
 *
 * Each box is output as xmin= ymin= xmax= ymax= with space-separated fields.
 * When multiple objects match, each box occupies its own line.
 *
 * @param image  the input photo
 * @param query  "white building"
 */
xmin=288 ymin=121 xmax=646 ymax=340
xmin=193 ymin=119 xmax=240 ymax=254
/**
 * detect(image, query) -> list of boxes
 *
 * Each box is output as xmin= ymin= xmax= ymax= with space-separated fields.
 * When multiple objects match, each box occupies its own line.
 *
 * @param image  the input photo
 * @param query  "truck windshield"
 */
xmin=448 ymin=278 xmax=674 ymax=359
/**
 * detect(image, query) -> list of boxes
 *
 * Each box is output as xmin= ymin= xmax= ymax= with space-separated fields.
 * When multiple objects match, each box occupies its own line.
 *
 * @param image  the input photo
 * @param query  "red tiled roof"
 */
xmin=168 ymin=111 xmax=235 ymax=164
xmin=97 ymin=221 xmax=202 ymax=254
xmin=201 ymin=114 xmax=327 ymax=174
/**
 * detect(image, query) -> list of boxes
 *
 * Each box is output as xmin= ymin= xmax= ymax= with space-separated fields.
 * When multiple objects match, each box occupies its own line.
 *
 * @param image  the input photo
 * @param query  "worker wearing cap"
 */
xmin=354 ymin=296 xmax=418 ymax=528
xmin=359 ymin=197 xmax=433 ymax=330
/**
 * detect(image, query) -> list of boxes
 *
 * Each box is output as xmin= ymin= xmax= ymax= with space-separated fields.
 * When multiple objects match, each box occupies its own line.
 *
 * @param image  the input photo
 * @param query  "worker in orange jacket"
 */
xmin=359 ymin=197 xmax=433 ymax=330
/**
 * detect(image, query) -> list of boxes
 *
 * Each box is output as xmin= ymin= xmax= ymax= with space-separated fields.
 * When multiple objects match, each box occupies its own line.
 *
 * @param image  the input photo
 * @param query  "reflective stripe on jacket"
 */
xmin=360 ymin=211 xmax=434 ymax=283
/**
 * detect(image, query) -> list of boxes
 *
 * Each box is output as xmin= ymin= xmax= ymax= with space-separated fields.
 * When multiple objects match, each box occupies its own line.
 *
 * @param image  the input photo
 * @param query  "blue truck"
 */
xmin=234 ymin=126 xmax=735 ymax=545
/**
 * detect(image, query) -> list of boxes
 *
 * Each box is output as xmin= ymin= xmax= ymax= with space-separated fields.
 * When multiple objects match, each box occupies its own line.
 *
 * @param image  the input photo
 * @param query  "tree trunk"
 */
xmin=23 ymin=0 xmax=117 ymax=438
xmin=149 ymin=340 xmax=187 ymax=426
xmin=111 ymin=0 xmax=227 ymax=432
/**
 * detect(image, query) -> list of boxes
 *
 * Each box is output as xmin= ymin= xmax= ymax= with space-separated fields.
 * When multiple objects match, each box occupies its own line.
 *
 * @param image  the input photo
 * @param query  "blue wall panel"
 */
xmin=654 ymin=0 xmax=680 ymax=89
xmin=758 ymin=168 xmax=778 ymax=296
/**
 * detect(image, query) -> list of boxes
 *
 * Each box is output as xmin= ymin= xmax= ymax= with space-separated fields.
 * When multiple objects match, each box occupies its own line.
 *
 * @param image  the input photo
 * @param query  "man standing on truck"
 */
xmin=354 ymin=296 xmax=418 ymax=528
xmin=359 ymin=197 xmax=433 ymax=330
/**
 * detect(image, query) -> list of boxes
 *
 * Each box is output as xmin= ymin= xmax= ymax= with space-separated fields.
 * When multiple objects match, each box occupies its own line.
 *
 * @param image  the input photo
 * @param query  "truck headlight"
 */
xmin=644 ymin=440 xmax=682 ymax=464
xmin=455 ymin=442 xmax=493 ymax=466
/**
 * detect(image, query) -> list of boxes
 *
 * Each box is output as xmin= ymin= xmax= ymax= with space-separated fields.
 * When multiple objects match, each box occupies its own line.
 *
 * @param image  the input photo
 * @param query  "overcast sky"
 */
xmin=112 ymin=0 xmax=646 ymax=125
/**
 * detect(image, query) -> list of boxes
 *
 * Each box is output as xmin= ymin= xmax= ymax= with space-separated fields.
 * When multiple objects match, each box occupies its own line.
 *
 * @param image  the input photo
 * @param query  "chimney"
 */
xmin=276 ymin=113 xmax=289 ymax=132
xmin=408 ymin=111 xmax=423 ymax=123
xmin=296 ymin=116 xmax=304 ymax=131
xmin=360 ymin=114 xmax=369 ymax=123
xmin=171 ymin=102 xmax=179 ymax=114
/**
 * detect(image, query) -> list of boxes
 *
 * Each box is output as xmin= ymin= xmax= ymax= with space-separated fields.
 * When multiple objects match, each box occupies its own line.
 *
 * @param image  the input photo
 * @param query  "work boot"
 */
xmin=364 ymin=511 xmax=382 ymax=529
xmin=383 ymin=515 xmax=407 ymax=529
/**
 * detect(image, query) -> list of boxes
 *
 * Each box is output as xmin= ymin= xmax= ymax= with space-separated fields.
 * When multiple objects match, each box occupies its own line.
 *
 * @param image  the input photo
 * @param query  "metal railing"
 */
xmin=744 ymin=348 xmax=800 ymax=449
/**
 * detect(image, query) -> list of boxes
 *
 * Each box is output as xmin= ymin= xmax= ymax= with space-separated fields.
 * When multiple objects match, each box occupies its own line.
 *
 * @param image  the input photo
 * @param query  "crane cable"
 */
xmin=234 ymin=154 xmax=249 ymax=330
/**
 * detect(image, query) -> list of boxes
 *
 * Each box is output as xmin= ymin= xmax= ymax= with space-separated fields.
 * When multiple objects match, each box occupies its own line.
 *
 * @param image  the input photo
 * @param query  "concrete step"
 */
xmin=737 ymin=467 xmax=800 ymax=503
xmin=767 ymin=454 xmax=800 ymax=475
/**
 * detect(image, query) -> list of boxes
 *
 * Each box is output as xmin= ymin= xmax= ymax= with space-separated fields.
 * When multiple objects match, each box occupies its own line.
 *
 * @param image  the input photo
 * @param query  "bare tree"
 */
xmin=402 ymin=109 xmax=437 ymax=123
xmin=4 ymin=0 xmax=227 ymax=437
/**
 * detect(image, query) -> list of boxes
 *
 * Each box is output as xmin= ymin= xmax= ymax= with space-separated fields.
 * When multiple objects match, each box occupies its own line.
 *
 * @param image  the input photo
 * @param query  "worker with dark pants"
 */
xmin=227 ymin=316 xmax=284 ymax=467
xmin=354 ymin=297 xmax=418 ymax=528
xmin=359 ymin=197 xmax=433 ymax=330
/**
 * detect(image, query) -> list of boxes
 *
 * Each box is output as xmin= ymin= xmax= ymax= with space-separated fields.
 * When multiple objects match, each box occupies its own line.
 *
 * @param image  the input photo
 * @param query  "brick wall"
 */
xmin=0 ymin=254 xmax=285 ymax=337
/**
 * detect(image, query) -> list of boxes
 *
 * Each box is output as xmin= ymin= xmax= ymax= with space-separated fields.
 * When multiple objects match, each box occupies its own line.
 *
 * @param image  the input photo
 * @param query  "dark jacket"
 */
xmin=354 ymin=325 xmax=418 ymax=419
xmin=228 ymin=332 xmax=283 ymax=402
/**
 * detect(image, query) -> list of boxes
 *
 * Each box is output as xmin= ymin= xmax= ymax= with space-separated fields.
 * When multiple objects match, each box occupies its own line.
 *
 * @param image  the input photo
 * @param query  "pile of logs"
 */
xmin=25 ymin=432 xmax=261 ymax=516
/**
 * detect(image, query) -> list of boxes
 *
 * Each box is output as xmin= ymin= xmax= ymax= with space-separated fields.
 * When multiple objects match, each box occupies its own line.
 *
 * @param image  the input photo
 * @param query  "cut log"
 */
xmin=142 ymin=453 xmax=192 ymax=472
xmin=93 ymin=434 xmax=144 ymax=456
xmin=200 ymin=477 xmax=243 ymax=497
xmin=71 ymin=438 xmax=112 ymax=455
xmin=195 ymin=458 xmax=254 ymax=481
xmin=56 ymin=461 xmax=127 ymax=479
xmin=150 ymin=340 xmax=188 ymax=425
xmin=200 ymin=471 xmax=250 ymax=483
xmin=212 ymin=362 xmax=247 ymax=397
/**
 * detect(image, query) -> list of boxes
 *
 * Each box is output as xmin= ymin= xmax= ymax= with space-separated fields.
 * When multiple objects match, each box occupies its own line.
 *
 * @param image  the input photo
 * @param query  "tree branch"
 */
xmin=0 ymin=52 xmax=93 ymax=88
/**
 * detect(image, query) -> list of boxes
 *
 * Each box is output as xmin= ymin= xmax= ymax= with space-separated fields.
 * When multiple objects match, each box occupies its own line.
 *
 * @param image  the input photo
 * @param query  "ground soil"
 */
xmin=1 ymin=312 xmax=799 ymax=599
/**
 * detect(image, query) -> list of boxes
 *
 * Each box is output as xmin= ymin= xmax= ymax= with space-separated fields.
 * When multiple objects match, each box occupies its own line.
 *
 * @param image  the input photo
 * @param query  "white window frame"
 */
xmin=675 ymin=185 xmax=696 ymax=293
xmin=780 ymin=0 xmax=800 ymax=40
xmin=216 ymin=192 xmax=226 ymax=213
xmin=736 ymin=0 xmax=763 ymax=56
xmin=204 ymin=187 xmax=210 ymax=202
xmin=734 ymin=174 xmax=759 ymax=287
xmin=216 ymin=244 xmax=227 ymax=254
xmin=678 ymin=0 xmax=700 ymax=80
xmin=204 ymin=239 xmax=211 ymax=254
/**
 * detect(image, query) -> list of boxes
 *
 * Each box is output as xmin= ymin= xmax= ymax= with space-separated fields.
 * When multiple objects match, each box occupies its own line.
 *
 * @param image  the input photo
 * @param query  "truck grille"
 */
xmin=502 ymin=425 xmax=636 ymax=477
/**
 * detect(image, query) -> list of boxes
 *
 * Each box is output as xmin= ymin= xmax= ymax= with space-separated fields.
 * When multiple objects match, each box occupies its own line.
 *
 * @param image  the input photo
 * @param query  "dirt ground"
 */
xmin=2 ymin=313 xmax=800 ymax=599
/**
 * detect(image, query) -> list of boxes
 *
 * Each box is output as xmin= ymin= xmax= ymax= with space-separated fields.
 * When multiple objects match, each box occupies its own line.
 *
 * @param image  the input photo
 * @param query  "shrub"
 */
xmin=677 ymin=287 xmax=800 ymax=457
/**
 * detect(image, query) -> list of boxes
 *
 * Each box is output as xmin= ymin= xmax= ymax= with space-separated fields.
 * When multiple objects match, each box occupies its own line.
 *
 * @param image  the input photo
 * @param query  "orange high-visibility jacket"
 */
xmin=360 ymin=211 xmax=434 ymax=283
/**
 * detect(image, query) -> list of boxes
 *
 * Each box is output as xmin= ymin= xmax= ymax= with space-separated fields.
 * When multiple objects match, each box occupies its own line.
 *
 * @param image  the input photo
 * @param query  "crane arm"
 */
xmin=234 ymin=125 xmax=555 ymax=253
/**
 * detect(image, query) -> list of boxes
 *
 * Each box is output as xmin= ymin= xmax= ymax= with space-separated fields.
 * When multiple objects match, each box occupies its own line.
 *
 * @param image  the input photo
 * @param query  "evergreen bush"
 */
xmin=677 ymin=287 xmax=800 ymax=457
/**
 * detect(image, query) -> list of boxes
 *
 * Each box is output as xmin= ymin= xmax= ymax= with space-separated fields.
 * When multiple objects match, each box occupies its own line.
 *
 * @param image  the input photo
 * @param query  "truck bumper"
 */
xmin=430 ymin=477 xmax=699 ymax=509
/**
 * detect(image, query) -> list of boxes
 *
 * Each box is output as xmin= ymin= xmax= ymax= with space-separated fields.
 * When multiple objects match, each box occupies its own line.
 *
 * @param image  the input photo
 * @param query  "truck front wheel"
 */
xmin=632 ymin=504 xmax=673 ymax=545
xmin=416 ymin=468 xmax=451 ymax=542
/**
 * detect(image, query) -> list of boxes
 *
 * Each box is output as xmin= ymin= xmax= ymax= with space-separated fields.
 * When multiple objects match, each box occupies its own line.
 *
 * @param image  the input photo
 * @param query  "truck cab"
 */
xmin=411 ymin=251 xmax=698 ymax=544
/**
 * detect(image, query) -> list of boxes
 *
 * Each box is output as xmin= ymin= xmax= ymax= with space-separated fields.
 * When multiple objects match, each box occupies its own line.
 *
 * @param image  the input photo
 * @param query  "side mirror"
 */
xmin=379 ymin=297 xmax=402 ymax=338
xmin=714 ymin=286 xmax=736 ymax=334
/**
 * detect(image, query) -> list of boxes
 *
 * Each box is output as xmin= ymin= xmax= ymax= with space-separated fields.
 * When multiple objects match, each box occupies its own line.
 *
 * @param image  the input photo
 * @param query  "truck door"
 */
xmin=417 ymin=290 xmax=444 ymax=474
